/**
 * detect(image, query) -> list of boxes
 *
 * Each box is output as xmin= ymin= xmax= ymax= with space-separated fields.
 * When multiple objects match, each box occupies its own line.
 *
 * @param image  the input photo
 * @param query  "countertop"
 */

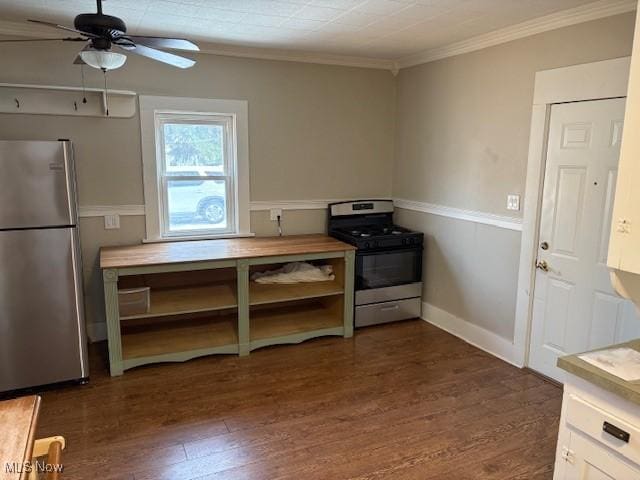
xmin=558 ymin=340 xmax=640 ymax=406
xmin=100 ymin=234 xmax=356 ymax=269
xmin=0 ymin=395 xmax=40 ymax=480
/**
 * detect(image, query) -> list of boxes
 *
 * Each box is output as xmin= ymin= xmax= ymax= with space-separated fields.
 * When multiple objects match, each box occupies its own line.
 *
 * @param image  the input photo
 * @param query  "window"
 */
xmin=140 ymin=96 xmax=250 ymax=241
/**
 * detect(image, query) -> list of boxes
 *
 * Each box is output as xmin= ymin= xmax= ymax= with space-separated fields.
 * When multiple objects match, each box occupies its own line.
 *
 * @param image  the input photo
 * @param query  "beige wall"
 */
xmin=0 ymin=13 xmax=636 ymax=341
xmin=394 ymin=13 xmax=635 ymax=216
xmin=0 ymin=44 xmax=395 ymax=331
xmin=0 ymin=44 xmax=395 ymax=205
xmin=393 ymin=12 xmax=636 ymax=342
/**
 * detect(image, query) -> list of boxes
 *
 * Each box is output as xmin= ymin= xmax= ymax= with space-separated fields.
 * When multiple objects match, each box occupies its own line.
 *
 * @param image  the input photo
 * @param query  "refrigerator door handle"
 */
xmin=70 ymin=227 xmax=88 ymax=377
xmin=62 ymin=141 xmax=79 ymax=225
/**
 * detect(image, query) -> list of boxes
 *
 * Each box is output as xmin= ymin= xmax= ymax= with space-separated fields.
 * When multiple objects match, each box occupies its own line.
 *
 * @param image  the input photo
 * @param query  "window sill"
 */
xmin=142 ymin=232 xmax=256 ymax=243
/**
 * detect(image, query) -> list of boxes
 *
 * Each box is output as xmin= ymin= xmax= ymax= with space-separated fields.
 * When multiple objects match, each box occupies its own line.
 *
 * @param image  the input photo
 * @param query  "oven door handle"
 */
xmin=356 ymin=246 xmax=422 ymax=257
xmin=380 ymin=304 xmax=400 ymax=312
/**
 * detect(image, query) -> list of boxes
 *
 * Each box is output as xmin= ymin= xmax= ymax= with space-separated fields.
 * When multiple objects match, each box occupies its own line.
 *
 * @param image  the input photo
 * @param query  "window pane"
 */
xmin=163 ymin=123 xmax=225 ymax=174
xmin=167 ymin=179 xmax=227 ymax=232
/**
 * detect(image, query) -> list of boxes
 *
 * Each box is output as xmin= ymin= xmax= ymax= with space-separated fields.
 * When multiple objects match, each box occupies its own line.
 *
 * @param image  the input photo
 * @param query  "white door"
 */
xmin=529 ymin=98 xmax=640 ymax=382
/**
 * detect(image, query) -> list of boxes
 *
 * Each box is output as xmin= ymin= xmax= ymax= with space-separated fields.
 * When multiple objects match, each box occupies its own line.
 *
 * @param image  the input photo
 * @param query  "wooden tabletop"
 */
xmin=100 ymin=234 xmax=356 ymax=270
xmin=0 ymin=396 xmax=40 ymax=480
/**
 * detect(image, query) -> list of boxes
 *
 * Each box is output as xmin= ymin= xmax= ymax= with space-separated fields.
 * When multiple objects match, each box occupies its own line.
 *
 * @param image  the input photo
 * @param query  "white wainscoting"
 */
xmin=421 ymin=302 xmax=522 ymax=367
xmin=393 ymin=198 xmax=523 ymax=231
xmin=79 ymin=200 xmax=524 ymax=234
xmin=79 ymin=205 xmax=146 ymax=217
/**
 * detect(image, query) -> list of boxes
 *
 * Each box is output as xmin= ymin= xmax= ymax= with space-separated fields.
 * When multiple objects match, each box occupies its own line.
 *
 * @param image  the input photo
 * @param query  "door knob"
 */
xmin=536 ymin=260 xmax=549 ymax=272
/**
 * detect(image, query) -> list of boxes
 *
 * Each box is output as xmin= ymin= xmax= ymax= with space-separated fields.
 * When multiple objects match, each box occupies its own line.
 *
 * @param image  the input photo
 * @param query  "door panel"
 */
xmin=543 ymin=278 xmax=573 ymax=352
xmin=553 ymin=167 xmax=587 ymax=256
xmin=563 ymin=432 xmax=640 ymax=480
xmin=0 ymin=227 xmax=87 ymax=391
xmin=0 ymin=140 xmax=76 ymax=229
xmin=529 ymin=98 xmax=640 ymax=382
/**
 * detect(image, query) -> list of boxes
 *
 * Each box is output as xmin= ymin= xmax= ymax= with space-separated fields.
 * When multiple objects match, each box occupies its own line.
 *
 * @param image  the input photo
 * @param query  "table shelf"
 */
xmin=120 ymin=282 xmax=237 ymax=320
xmin=250 ymin=300 xmax=344 ymax=350
xmin=249 ymin=280 xmax=343 ymax=306
xmin=121 ymin=314 xmax=238 ymax=361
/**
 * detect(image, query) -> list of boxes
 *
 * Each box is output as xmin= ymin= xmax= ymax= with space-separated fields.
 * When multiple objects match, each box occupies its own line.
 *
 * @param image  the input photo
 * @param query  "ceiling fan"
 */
xmin=0 ymin=0 xmax=200 ymax=71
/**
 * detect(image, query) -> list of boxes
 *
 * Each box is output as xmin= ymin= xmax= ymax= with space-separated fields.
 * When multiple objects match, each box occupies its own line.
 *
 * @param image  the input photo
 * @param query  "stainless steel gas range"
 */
xmin=328 ymin=200 xmax=423 ymax=328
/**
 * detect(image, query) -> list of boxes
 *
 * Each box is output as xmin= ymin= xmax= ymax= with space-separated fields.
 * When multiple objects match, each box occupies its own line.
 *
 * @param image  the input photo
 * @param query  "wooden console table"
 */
xmin=100 ymin=234 xmax=356 ymax=376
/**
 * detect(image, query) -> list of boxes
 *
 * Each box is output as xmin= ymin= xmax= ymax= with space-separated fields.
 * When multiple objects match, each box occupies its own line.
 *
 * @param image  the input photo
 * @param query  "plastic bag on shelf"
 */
xmin=251 ymin=262 xmax=335 ymax=284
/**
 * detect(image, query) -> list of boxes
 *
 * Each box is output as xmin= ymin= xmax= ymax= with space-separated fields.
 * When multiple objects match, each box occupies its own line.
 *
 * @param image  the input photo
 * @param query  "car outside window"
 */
xmin=155 ymin=114 xmax=237 ymax=237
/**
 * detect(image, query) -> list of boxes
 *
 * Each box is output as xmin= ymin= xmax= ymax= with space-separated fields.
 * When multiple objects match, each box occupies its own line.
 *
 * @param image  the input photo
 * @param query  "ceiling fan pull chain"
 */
xmin=102 ymin=69 xmax=109 ymax=117
xmin=80 ymin=65 xmax=87 ymax=104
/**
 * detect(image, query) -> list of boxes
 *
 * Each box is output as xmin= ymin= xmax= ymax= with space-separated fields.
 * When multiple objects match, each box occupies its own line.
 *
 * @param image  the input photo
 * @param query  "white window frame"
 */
xmin=140 ymin=96 xmax=251 ymax=242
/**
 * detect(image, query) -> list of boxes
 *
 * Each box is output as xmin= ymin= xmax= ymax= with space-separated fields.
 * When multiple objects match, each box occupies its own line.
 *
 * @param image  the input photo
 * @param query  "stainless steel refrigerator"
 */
xmin=0 ymin=140 xmax=88 ymax=393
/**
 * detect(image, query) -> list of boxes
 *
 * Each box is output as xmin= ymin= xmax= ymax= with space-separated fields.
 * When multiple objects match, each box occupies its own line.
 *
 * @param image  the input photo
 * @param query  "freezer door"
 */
xmin=0 ymin=140 xmax=77 ymax=229
xmin=0 ymin=227 xmax=88 ymax=392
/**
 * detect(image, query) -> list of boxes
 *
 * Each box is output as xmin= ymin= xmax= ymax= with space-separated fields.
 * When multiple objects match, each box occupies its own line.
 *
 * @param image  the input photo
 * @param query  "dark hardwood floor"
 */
xmin=35 ymin=320 xmax=562 ymax=480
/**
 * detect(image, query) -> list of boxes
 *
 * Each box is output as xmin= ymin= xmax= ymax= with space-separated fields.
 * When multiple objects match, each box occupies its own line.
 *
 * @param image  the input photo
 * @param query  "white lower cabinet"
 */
xmin=562 ymin=432 xmax=640 ymax=479
xmin=554 ymin=377 xmax=640 ymax=480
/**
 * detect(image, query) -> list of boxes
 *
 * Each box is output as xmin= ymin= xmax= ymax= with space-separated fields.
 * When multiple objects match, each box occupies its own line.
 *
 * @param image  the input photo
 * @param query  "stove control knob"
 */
xmin=373 ymin=241 xmax=378 ymax=248
xmin=408 ymin=238 xmax=414 ymax=245
xmin=363 ymin=242 xmax=370 ymax=249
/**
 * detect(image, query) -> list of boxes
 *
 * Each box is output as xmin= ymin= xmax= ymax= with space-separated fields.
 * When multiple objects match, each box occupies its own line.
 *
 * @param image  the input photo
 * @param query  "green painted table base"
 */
xmin=103 ymin=250 xmax=355 ymax=376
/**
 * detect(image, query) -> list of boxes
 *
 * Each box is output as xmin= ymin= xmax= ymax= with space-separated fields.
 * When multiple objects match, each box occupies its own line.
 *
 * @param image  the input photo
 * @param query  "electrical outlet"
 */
xmin=507 ymin=194 xmax=520 ymax=211
xmin=270 ymin=208 xmax=283 ymax=221
xmin=104 ymin=214 xmax=120 ymax=230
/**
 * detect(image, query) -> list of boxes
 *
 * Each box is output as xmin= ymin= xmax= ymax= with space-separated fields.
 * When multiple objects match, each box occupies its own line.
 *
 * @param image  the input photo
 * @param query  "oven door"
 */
xmin=355 ymin=246 xmax=422 ymax=290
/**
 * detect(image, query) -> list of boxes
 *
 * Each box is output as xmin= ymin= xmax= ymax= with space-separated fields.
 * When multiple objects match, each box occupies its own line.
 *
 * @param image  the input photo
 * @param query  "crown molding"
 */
xmin=195 ymin=42 xmax=396 ymax=71
xmin=0 ymin=19 xmax=396 ymax=71
xmin=0 ymin=19 xmax=64 ymax=38
xmin=396 ymin=0 xmax=637 ymax=69
xmin=1 ymin=0 xmax=635 ymax=73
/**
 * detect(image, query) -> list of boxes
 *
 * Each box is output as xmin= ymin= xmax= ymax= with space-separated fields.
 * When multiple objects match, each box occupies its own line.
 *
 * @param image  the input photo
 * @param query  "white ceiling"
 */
xmin=0 ymin=0 xmax=623 ymax=61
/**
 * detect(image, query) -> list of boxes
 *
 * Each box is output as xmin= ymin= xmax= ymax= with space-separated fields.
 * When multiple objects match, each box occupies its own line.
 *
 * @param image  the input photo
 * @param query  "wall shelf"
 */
xmin=0 ymin=83 xmax=137 ymax=118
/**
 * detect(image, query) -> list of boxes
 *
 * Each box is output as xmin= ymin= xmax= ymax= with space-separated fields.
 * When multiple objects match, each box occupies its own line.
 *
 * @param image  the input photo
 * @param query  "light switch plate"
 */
xmin=270 ymin=208 xmax=283 ymax=221
xmin=507 ymin=194 xmax=520 ymax=211
xmin=104 ymin=214 xmax=120 ymax=229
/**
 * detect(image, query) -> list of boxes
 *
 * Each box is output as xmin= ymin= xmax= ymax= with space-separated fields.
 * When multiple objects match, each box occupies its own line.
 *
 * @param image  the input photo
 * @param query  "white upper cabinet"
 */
xmin=609 ymin=9 xmax=640 ymax=279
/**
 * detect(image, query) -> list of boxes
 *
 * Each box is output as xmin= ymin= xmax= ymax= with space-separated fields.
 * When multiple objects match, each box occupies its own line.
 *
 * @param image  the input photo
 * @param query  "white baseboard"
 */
xmin=421 ymin=302 xmax=522 ymax=368
xmin=87 ymin=322 xmax=107 ymax=343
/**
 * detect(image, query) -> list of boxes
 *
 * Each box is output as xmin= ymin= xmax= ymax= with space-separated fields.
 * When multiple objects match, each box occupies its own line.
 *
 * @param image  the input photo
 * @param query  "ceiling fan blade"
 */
xmin=115 ymin=43 xmax=196 ymax=69
xmin=28 ymin=19 xmax=98 ymax=38
xmin=0 ymin=37 xmax=86 ymax=43
xmin=120 ymin=36 xmax=199 ymax=51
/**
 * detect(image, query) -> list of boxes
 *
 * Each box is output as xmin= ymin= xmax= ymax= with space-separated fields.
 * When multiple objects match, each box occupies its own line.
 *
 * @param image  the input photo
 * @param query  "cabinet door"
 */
xmin=609 ymin=8 xmax=640 ymax=275
xmin=564 ymin=432 xmax=640 ymax=480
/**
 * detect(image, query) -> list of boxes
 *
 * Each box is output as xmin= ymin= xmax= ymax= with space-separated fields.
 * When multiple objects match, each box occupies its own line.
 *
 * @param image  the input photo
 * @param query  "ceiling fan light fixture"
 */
xmin=80 ymin=48 xmax=126 ymax=70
